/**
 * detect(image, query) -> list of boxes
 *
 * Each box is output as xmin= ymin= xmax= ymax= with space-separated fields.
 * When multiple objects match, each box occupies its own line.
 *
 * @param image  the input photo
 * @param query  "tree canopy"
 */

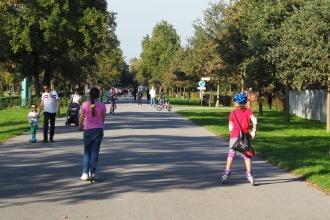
xmin=0 ymin=0 xmax=124 ymax=96
xmin=1 ymin=0 xmax=329 ymax=129
xmin=140 ymin=20 xmax=181 ymax=89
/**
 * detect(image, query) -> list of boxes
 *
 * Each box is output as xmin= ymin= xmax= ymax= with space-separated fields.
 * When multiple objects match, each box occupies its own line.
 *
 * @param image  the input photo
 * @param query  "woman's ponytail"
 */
xmin=89 ymin=88 xmax=100 ymax=117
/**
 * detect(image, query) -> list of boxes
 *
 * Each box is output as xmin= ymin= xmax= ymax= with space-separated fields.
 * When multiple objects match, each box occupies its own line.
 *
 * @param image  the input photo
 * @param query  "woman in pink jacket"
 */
xmin=79 ymin=87 xmax=106 ymax=181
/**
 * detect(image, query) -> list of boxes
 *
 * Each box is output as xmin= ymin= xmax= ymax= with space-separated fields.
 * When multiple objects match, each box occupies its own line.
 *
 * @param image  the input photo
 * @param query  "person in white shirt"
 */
xmin=39 ymin=84 xmax=60 ymax=143
xmin=69 ymin=88 xmax=82 ymax=118
xmin=149 ymin=86 xmax=156 ymax=108
xmin=69 ymin=88 xmax=82 ymax=105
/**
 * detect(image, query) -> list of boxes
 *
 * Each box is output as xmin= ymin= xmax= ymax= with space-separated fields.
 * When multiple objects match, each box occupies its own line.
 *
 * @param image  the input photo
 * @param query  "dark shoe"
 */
xmin=42 ymin=140 xmax=48 ymax=143
xmin=49 ymin=139 xmax=54 ymax=143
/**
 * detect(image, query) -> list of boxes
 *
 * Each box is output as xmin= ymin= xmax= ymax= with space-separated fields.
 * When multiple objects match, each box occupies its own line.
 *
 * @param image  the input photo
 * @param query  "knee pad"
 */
xmin=227 ymin=152 xmax=236 ymax=158
xmin=242 ymin=155 xmax=251 ymax=160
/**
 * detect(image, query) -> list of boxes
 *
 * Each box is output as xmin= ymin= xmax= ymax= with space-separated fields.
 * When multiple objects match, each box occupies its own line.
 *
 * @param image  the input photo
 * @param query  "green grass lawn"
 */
xmin=1 ymin=101 xmax=329 ymax=194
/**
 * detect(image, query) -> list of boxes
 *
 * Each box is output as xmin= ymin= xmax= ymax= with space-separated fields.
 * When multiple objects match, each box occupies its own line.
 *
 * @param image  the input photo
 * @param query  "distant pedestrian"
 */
xmin=109 ymin=89 xmax=117 ymax=113
xmin=79 ymin=87 xmax=106 ymax=181
xmin=86 ymin=86 xmax=92 ymax=101
xmin=221 ymin=93 xmax=257 ymax=185
xmin=137 ymin=87 xmax=143 ymax=107
xmin=105 ymin=88 xmax=111 ymax=103
xmin=123 ymin=87 xmax=128 ymax=97
xmin=159 ymin=88 xmax=165 ymax=104
xmin=39 ymin=84 xmax=60 ymax=143
xmin=98 ymin=86 xmax=103 ymax=102
xmin=149 ymin=86 xmax=156 ymax=108
xmin=133 ymin=86 xmax=138 ymax=101
xmin=146 ymin=88 xmax=150 ymax=103
xmin=267 ymin=91 xmax=273 ymax=109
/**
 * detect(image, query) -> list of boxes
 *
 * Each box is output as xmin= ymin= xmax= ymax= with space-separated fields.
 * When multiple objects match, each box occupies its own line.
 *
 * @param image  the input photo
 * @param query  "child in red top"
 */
xmin=222 ymin=93 xmax=257 ymax=185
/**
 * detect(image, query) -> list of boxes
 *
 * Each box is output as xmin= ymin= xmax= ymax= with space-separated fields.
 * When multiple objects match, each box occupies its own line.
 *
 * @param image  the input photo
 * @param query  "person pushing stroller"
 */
xmin=66 ymin=88 xmax=82 ymax=126
xmin=69 ymin=88 xmax=82 ymax=113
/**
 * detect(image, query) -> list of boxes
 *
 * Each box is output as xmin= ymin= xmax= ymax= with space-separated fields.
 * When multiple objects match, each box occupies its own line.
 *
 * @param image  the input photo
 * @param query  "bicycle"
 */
xmin=156 ymin=100 xmax=172 ymax=112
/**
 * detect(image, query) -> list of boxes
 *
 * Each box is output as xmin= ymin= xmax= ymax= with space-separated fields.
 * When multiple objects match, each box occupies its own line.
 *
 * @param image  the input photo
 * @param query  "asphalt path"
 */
xmin=0 ymin=96 xmax=329 ymax=220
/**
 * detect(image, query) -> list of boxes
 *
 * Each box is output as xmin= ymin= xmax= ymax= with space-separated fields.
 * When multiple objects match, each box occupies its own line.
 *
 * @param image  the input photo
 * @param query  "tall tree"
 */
xmin=2 ymin=0 xmax=109 ymax=96
xmin=93 ymin=11 xmax=126 ymax=88
xmin=267 ymin=0 xmax=330 ymax=127
xmin=231 ymin=0 xmax=283 ymax=114
xmin=218 ymin=0 xmax=307 ymax=114
xmin=140 ymin=20 xmax=181 ymax=89
xmin=188 ymin=1 xmax=226 ymax=106
xmin=169 ymin=48 xmax=191 ymax=98
xmin=130 ymin=58 xmax=151 ymax=87
xmin=217 ymin=1 xmax=250 ymax=92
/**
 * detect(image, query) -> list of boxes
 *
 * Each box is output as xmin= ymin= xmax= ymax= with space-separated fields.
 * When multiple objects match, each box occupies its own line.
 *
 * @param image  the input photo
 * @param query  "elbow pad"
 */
xmin=228 ymin=124 xmax=233 ymax=131
xmin=251 ymin=117 xmax=257 ymax=125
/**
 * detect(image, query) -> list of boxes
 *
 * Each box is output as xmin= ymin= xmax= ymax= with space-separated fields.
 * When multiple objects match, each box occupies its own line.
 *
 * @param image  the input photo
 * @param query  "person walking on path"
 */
xmin=159 ymin=88 xmax=165 ymax=105
xmin=109 ymin=89 xmax=117 ymax=113
xmin=149 ymin=86 xmax=156 ymax=108
xmin=98 ymin=86 xmax=103 ymax=102
xmin=39 ymin=84 xmax=60 ymax=143
xmin=132 ymin=86 xmax=137 ymax=101
xmin=137 ymin=87 xmax=143 ymax=107
xmin=222 ymin=93 xmax=257 ymax=185
xmin=79 ymin=87 xmax=106 ymax=181
xmin=105 ymin=88 xmax=111 ymax=103
xmin=86 ymin=85 xmax=92 ymax=100
xmin=146 ymin=88 xmax=150 ymax=103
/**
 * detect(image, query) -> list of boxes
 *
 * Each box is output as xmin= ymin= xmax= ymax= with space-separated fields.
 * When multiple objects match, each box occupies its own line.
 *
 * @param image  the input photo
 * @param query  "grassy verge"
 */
xmin=176 ymin=109 xmax=330 ymax=194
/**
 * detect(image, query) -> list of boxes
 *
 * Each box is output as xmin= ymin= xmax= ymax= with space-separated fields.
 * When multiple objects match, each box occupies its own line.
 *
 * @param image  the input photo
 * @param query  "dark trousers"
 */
xmin=43 ymin=112 xmax=56 ymax=141
xmin=137 ymin=97 xmax=142 ymax=105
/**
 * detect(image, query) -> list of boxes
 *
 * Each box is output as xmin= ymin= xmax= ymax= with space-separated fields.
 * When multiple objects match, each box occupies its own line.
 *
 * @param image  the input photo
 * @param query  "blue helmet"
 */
xmin=233 ymin=93 xmax=247 ymax=104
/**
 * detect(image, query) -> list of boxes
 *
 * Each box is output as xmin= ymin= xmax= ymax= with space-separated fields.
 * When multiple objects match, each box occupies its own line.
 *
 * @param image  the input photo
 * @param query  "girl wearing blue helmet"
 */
xmin=221 ymin=93 xmax=258 ymax=185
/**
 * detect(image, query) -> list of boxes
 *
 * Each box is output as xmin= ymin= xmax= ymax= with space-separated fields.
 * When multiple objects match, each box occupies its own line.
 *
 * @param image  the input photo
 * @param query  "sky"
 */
xmin=107 ymin=0 xmax=218 ymax=64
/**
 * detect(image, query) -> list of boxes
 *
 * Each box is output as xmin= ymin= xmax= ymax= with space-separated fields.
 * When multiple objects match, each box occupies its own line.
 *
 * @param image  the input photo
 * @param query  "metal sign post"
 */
xmin=201 ymin=77 xmax=210 ymax=81
xmin=198 ymin=83 xmax=206 ymax=106
xmin=198 ymin=78 xmax=210 ymax=106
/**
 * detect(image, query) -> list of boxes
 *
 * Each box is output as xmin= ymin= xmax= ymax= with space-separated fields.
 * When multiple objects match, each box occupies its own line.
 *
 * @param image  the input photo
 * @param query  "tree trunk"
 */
xmin=215 ymin=79 xmax=220 ymax=107
xmin=327 ymin=76 xmax=330 ymax=132
xmin=43 ymin=66 xmax=52 ymax=87
xmin=33 ymin=73 xmax=41 ymax=98
xmin=188 ymin=80 xmax=191 ymax=102
xmin=285 ymin=83 xmax=290 ymax=122
xmin=241 ymin=73 xmax=244 ymax=93
xmin=30 ymin=54 xmax=42 ymax=97
xmin=258 ymin=89 xmax=263 ymax=116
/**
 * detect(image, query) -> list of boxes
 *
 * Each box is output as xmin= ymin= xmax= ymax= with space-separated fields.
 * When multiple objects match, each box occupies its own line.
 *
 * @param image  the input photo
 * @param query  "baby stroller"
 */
xmin=65 ymin=102 xmax=79 ymax=126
